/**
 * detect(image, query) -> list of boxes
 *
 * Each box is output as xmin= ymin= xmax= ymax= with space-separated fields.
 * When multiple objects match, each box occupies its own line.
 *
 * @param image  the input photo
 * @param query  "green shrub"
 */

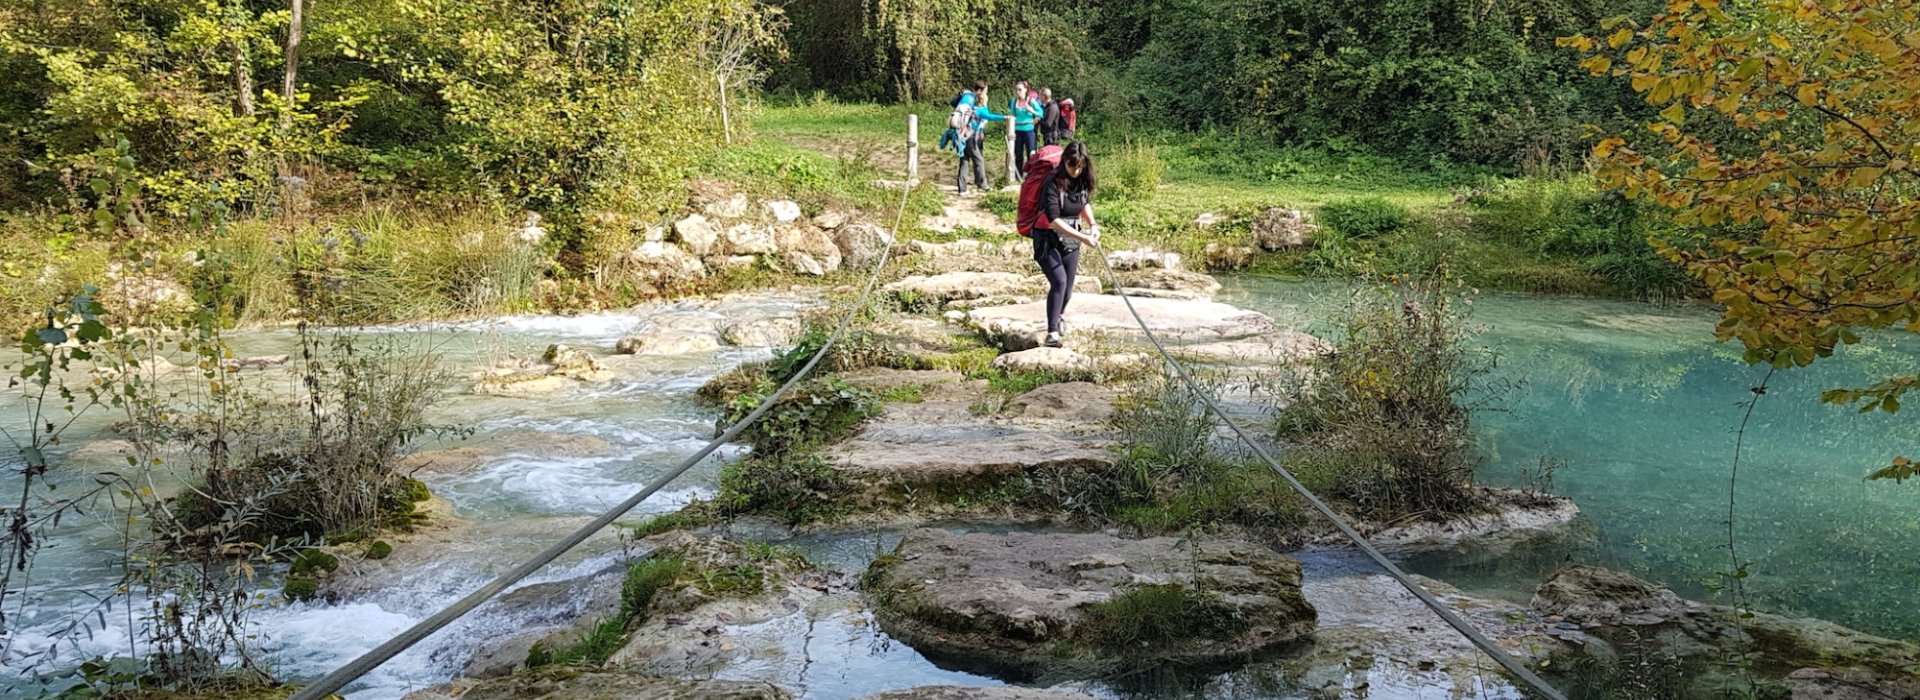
xmin=697 ymin=362 xmax=775 ymax=406
xmin=1468 ymin=177 xmax=1690 ymax=299
xmin=716 ymin=454 xmax=853 ymax=524
xmin=723 ymin=378 xmax=878 ymax=457
xmin=1271 ymin=278 xmax=1498 ymax=519
xmin=629 ymin=510 xmax=712 ymax=538
xmin=1318 ymin=197 xmax=1411 ymax=239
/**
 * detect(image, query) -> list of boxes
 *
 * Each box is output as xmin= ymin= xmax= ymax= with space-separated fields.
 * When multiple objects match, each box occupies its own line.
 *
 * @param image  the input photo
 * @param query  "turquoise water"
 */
xmin=1220 ymin=276 xmax=1920 ymax=640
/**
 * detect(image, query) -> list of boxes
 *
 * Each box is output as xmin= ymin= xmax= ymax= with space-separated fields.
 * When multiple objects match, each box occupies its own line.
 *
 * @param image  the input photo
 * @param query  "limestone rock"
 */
xmin=726 ymin=223 xmax=778 ymax=255
xmin=885 ymin=271 xmax=1033 ymax=303
xmin=813 ymin=210 xmax=850 ymax=230
xmin=1173 ymin=330 xmax=1331 ymax=366
xmin=865 ymin=530 xmax=1316 ymax=672
xmin=827 ymin=427 xmax=1114 ymax=484
xmin=674 ymin=214 xmax=722 ymax=256
xmin=763 ymin=200 xmax=803 ymax=223
xmin=472 ymin=374 xmax=576 ymax=397
xmin=777 ymin=227 xmax=842 ymax=276
xmin=1251 ymin=207 xmax=1318 ymax=250
xmin=907 ymin=239 xmax=994 ymax=257
xmin=705 ymin=193 xmax=751 ymax=219
xmin=402 ymin=668 xmax=789 ymax=700
xmin=1115 ymin=269 xmax=1222 ymax=301
xmin=966 ymin=295 xmax=1277 ymax=351
xmin=991 ymin=347 xmax=1097 ymax=375
xmin=834 ymin=223 xmax=895 ymax=270
xmin=1106 ymin=247 xmax=1184 ymax=271
xmin=540 ymin=344 xmax=602 ymax=378
xmin=711 ymin=255 xmax=759 ymax=271
xmin=630 ymin=241 xmax=707 ymax=289
xmin=1201 ymin=242 xmax=1257 ymax=270
xmin=1192 ymin=212 xmax=1229 ymax=229
xmin=617 ymin=329 xmax=721 ymax=355
xmin=1533 ymin=565 xmax=1694 ymax=625
xmin=1006 ymin=382 xmax=1121 ymax=423
xmin=721 ymin=317 xmax=805 ymax=348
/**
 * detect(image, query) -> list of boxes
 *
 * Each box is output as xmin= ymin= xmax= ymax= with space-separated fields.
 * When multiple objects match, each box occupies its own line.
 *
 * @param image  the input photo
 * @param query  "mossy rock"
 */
xmin=366 ymin=540 xmax=394 ymax=560
xmin=290 ymin=549 xmax=339 ymax=576
xmin=283 ymin=576 xmax=319 ymax=602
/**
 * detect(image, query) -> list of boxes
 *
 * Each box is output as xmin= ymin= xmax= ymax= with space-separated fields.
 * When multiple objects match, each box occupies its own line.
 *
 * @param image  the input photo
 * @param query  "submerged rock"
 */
xmin=864 ymin=529 xmax=1316 ymax=675
xmin=398 ymin=431 xmax=615 ymax=475
xmin=966 ymin=295 xmax=1278 ymax=351
xmin=617 ymin=329 xmax=722 ymax=355
xmin=858 ymin=689 xmax=1098 ymax=700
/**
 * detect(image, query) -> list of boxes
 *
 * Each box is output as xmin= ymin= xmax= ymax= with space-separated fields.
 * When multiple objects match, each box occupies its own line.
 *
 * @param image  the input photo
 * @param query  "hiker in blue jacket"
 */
xmin=1010 ymin=82 xmax=1044 ymax=176
xmin=954 ymin=81 xmax=1007 ymax=195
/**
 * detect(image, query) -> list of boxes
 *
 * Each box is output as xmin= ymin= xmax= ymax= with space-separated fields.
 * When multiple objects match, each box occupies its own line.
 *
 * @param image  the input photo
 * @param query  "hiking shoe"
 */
xmin=1044 ymin=332 xmax=1065 ymax=348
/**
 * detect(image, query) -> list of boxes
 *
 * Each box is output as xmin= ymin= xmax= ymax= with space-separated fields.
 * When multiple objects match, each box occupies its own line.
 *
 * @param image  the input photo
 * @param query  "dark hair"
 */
xmin=974 ymin=80 xmax=989 ymax=93
xmin=1056 ymin=141 xmax=1095 ymax=197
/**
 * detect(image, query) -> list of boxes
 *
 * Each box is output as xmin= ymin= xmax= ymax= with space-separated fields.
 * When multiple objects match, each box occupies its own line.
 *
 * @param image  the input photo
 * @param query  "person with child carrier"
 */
xmin=1015 ymin=141 xmax=1100 ymax=349
xmin=948 ymin=81 xmax=1007 ymax=195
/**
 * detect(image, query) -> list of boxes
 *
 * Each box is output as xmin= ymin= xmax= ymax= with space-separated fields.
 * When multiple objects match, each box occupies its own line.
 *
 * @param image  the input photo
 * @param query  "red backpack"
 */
xmin=1015 ymin=145 xmax=1064 ymax=237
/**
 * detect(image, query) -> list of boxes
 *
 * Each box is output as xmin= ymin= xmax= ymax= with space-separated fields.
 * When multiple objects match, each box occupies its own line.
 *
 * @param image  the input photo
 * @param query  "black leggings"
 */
xmin=1034 ymin=236 xmax=1081 ymax=335
xmin=1015 ymin=130 xmax=1037 ymax=175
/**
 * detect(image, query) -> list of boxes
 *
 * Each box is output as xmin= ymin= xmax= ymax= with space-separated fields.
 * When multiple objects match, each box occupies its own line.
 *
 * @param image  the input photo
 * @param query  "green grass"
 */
xmin=525 ymin=555 xmax=687 ymax=669
xmin=1077 ymin=583 xmax=1249 ymax=651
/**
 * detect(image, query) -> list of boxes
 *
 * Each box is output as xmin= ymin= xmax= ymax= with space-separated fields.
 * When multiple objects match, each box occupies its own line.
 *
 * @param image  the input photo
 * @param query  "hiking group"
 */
xmin=941 ymin=80 xmax=1096 ymax=350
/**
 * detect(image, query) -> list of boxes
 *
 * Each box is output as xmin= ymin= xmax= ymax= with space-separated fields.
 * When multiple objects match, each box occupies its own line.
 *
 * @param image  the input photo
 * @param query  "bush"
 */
xmin=1468 ymin=177 xmax=1690 ymax=299
xmin=1078 ymin=584 xmax=1247 ymax=651
xmin=1272 ymin=277 xmax=1499 ymax=519
xmin=1109 ymin=374 xmax=1304 ymax=533
xmin=1318 ymin=197 xmax=1411 ymax=239
xmin=722 ymin=378 xmax=879 ymax=457
xmin=716 ymin=454 xmax=854 ymax=525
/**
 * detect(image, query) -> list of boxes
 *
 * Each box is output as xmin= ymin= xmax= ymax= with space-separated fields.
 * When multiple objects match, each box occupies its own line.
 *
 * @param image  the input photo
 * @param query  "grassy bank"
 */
xmin=754 ymin=99 xmax=1693 ymax=300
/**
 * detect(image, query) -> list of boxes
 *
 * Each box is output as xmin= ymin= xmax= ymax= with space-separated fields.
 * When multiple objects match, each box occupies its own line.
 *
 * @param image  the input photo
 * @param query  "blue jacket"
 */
xmin=1010 ymin=95 xmax=1043 ymax=132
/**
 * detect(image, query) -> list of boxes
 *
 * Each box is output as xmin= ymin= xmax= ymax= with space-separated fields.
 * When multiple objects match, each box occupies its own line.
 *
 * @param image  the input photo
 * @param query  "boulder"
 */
xmin=617 ymin=330 xmax=721 ymax=356
xmin=1115 ymin=269 xmax=1222 ymax=301
xmin=885 ymin=271 xmax=1033 ymax=304
xmin=402 ymin=668 xmax=789 ymax=700
xmin=673 ymin=214 xmax=722 ymax=256
xmin=763 ymin=200 xmax=803 ymax=223
xmin=540 ymin=344 xmax=603 ymax=379
xmin=472 ymin=374 xmax=576 ymax=397
xmin=726 ymin=223 xmax=778 ymax=255
xmin=864 ymin=530 xmax=1316 ymax=672
xmin=1251 ymin=207 xmax=1318 ymax=250
xmin=776 ymin=227 xmax=842 ymax=276
xmin=721 ymin=317 xmax=805 ymax=348
xmin=966 ymin=295 xmax=1278 ymax=351
xmin=1533 ymin=565 xmax=1696 ymax=625
xmin=704 ymin=193 xmax=751 ymax=219
xmin=834 ymin=223 xmax=895 ymax=270
xmin=630 ymin=241 xmax=707 ymax=289
xmin=1106 ymin=247 xmax=1183 ymax=271
xmin=1200 ymin=242 xmax=1257 ymax=271
xmin=1006 ymin=382 xmax=1121 ymax=423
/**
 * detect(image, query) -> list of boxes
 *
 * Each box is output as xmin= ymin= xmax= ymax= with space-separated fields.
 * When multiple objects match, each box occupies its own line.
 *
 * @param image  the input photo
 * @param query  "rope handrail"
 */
xmin=1087 ymin=247 xmax=1569 ymax=700
xmin=286 ymin=179 xmax=914 ymax=700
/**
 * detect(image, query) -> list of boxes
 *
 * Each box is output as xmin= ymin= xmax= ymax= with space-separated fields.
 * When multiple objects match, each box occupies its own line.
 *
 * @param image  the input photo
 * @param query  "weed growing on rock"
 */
xmin=1078 ymin=584 xmax=1248 ymax=651
xmin=717 ymin=454 xmax=854 ymax=525
xmin=722 ymin=378 xmax=879 ymax=456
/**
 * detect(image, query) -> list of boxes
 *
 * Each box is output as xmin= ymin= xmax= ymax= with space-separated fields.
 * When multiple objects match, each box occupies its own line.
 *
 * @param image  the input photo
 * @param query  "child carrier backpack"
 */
xmin=947 ymin=94 xmax=976 ymax=140
xmin=1015 ymin=144 xmax=1064 ymax=237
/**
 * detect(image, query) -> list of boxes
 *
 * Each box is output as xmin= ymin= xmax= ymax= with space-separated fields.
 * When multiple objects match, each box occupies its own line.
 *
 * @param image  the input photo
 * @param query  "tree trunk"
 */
xmin=718 ymin=74 xmax=732 ymax=145
xmin=280 ymin=0 xmax=303 ymax=133
xmin=232 ymin=37 xmax=255 ymax=117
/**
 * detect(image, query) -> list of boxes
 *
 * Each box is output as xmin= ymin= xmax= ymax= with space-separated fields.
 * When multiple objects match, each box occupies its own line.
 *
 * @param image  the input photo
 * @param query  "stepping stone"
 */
xmin=966 ymin=295 xmax=1277 ymax=351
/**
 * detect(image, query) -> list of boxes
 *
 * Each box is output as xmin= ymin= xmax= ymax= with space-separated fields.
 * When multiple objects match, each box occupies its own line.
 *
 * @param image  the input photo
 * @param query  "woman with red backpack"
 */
xmin=1030 ymin=141 xmax=1101 ymax=348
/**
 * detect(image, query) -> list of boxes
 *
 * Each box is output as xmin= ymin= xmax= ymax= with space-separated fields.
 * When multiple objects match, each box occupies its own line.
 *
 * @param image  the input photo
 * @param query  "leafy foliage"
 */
xmin=1319 ymin=197 xmax=1412 ymax=239
xmin=1565 ymin=0 xmax=1920 ymax=472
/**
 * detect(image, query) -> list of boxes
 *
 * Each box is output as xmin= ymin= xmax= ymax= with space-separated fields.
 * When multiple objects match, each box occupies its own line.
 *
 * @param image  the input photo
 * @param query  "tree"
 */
xmin=701 ymin=0 xmax=785 ymax=145
xmin=1565 ymin=0 xmax=1920 ymax=474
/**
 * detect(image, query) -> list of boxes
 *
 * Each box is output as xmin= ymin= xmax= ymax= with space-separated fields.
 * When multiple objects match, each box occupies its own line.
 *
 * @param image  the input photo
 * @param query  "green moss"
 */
xmin=289 ymin=549 xmax=339 ymax=576
xmin=877 ymin=383 xmax=927 ymax=403
xmin=629 ymin=509 xmax=713 ymax=538
xmin=1077 ymin=584 xmax=1249 ymax=651
xmin=691 ymin=564 xmax=766 ymax=596
xmin=696 ymin=362 xmax=775 ymax=406
xmin=365 ymin=540 xmax=394 ymax=560
xmin=923 ymin=347 xmax=999 ymax=377
xmin=282 ymin=577 xmax=319 ymax=602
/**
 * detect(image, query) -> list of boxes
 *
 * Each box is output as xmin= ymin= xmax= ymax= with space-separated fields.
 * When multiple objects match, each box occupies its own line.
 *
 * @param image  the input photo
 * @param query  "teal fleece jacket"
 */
xmin=1010 ymin=95 xmax=1043 ymax=132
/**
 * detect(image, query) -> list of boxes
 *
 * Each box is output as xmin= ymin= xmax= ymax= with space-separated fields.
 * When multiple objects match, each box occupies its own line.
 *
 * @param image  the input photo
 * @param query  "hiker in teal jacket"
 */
xmin=955 ymin=83 xmax=1007 ymax=195
xmin=1010 ymin=81 xmax=1044 ymax=176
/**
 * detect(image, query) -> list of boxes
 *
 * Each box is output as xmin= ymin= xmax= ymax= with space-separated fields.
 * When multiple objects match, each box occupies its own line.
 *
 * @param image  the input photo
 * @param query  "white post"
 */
xmin=1005 ymin=116 xmax=1017 ymax=186
xmin=907 ymin=113 xmax=919 ymax=184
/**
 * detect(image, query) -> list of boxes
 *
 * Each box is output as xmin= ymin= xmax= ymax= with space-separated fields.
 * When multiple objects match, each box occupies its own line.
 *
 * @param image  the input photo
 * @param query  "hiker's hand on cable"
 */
xmin=1085 ymin=226 xmax=1101 ymax=248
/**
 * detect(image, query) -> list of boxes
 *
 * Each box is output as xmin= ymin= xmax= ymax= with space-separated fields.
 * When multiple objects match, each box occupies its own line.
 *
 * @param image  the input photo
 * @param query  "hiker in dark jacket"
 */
xmin=1039 ymin=88 xmax=1063 ymax=146
xmin=1033 ymin=141 xmax=1101 ymax=348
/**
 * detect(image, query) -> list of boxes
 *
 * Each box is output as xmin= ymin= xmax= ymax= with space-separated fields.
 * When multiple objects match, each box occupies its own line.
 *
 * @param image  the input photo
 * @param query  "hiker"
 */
xmin=1039 ymin=88 xmax=1064 ymax=146
xmin=1010 ymin=82 xmax=1044 ymax=176
xmin=1033 ymin=141 xmax=1100 ymax=349
xmin=952 ymin=81 xmax=1007 ymax=195
xmin=1058 ymin=98 xmax=1078 ymax=142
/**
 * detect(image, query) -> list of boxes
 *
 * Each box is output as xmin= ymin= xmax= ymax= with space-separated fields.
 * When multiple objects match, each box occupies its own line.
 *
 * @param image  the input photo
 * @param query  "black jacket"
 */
xmin=1040 ymin=172 xmax=1090 ymax=252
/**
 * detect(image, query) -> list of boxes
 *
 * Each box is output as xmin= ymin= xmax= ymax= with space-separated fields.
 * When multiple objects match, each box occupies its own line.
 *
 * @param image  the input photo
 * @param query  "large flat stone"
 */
xmin=865 ymin=529 xmax=1316 ymax=674
xmin=402 ymin=668 xmax=789 ymax=700
xmin=966 ymin=295 xmax=1277 ymax=351
xmin=827 ymin=427 xmax=1114 ymax=483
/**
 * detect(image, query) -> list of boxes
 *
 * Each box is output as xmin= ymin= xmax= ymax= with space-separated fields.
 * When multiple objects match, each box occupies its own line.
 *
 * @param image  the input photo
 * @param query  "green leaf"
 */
xmin=36 ymin=327 xmax=67 ymax=346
